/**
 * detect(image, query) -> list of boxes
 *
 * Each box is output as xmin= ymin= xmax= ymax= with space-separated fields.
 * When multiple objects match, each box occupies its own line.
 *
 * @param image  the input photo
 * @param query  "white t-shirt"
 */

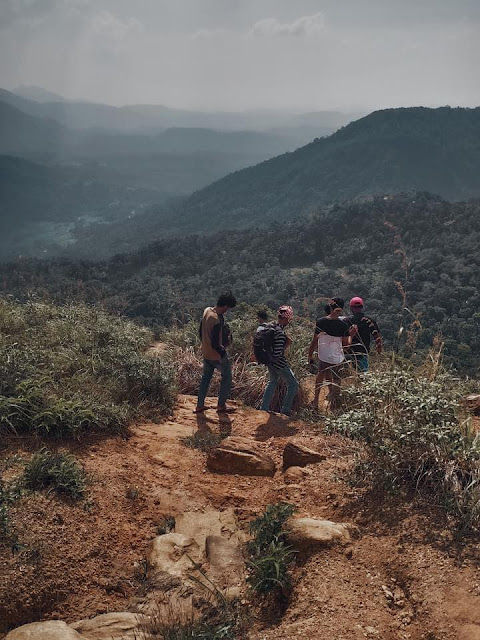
xmin=318 ymin=333 xmax=345 ymax=364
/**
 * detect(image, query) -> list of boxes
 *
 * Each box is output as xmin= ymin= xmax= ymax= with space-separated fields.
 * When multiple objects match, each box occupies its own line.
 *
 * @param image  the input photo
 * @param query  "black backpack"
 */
xmin=253 ymin=322 xmax=276 ymax=364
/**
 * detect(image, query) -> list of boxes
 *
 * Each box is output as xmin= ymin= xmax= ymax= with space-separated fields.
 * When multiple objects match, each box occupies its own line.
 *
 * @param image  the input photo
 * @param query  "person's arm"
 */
xmin=211 ymin=321 xmax=226 ymax=357
xmin=372 ymin=324 xmax=383 ymax=354
xmin=308 ymin=333 xmax=319 ymax=361
xmin=198 ymin=320 xmax=203 ymax=342
xmin=367 ymin=317 xmax=383 ymax=353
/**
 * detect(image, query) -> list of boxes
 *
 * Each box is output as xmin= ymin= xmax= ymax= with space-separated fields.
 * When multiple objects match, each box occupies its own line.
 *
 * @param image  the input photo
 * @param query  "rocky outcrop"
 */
xmin=206 ymin=436 xmax=276 ymax=476
xmin=206 ymin=535 xmax=244 ymax=585
xmin=286 ymin=517 xmax=353 ymax=548
xmin=148 ymin=532 xmax=199 ymax=582
xmin=282 ymin=442 xmax=326 ymax=470
xmin=71 ymin=613 xmax=147 ymax=640
xmin=6 ymin=621 xmax=85 ymax=640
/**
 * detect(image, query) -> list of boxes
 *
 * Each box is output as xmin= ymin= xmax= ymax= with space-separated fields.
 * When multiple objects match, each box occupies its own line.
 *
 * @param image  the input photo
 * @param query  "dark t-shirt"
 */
xmin=315 ymin=317 xmax=350 ymax=338
xmin=344 ymin=313 xmax=380 ymax=354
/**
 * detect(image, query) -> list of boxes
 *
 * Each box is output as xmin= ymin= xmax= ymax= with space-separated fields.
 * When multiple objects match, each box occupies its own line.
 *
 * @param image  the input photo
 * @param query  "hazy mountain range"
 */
xmin=2 ymin=87 xmax=480 ymax=261
xmin=74 ymin=105 xmax=480 ymax=257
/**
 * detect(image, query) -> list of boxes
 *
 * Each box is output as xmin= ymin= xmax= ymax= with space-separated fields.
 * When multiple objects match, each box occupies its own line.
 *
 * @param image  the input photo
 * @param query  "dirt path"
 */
xmin=1 ymin=395 xmax=479 ymax=638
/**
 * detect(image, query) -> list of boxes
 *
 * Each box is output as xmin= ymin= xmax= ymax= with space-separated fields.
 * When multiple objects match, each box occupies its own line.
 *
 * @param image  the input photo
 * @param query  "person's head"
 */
xmin=324 ymin=297 xmax=345 ymax=318
xmin=349 ymin=296 xmax=364 ymax=314
xmin=277 ymin=305 xmax=294 ymax=326
xmin=257 ymin=310 xmax=268 ymax=323
xmin=216 ymin=291 xmax=237 ymax=314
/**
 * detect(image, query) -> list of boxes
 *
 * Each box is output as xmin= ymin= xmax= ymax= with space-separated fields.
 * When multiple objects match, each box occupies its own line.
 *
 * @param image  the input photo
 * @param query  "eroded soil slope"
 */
xmin=1 ymin=395 xmax=479 ymax=639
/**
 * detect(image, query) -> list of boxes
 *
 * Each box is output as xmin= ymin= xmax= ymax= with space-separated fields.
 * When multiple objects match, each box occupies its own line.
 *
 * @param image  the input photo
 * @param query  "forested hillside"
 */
xmin=1 ymin=193 xmax=479 ymax=374
xmin=157 ymin=106 xmax=480 ymax=233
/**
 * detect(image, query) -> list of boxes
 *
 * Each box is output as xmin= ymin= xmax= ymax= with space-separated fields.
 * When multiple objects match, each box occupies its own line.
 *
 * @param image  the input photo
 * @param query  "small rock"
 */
xmin=286 ymin=517 xmax=353 ymax=547
xmin=6 ymin=621 xmax=85 ymax=640
xmin=284 ymin=466 xmax=310 ymax=483
xmin=71 ymin=613 xmax=147 ymax=640
xmin=206 ymin=437 xmax=276 ymax=476
xmin=148 ymin=532 xmax=199 ymax=582
xmin=382 ymin=585 xmax=394 ymax=601
xmin=205 ymin=535 xmax=244 ymax=583
xmin=283 ymin=442 xmax=326 ymax=470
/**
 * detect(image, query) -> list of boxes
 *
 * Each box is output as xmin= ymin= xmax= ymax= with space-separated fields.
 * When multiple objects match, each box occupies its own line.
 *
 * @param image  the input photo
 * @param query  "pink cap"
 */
xmin=278 ymin=305 xmax=294 ymax=321
xmin=350 ymin=297 xmax=364 ymax=307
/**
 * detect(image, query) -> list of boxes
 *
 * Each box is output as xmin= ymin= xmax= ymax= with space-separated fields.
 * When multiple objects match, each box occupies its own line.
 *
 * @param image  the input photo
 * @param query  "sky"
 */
xmin=0 ymin=0 xmax=479 ymax=112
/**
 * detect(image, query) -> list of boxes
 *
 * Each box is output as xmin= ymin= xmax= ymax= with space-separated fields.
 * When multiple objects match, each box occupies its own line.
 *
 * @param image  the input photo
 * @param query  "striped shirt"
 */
xmin=270 ymin=323 xmax=288 ymax=370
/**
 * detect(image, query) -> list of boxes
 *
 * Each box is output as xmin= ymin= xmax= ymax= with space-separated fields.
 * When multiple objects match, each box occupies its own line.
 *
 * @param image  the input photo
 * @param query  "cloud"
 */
xmin=249 ymin=12 xmax=325 ymax=38
xmin=90 ymin=10 xmax=143 ymax=40
xmin=191 ymin=27 xmax=230 ymax=40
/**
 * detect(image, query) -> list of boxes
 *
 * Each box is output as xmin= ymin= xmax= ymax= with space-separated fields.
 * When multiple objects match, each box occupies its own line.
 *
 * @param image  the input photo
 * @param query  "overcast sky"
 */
xmin=0 ymin=0 xmax=479 ymax=112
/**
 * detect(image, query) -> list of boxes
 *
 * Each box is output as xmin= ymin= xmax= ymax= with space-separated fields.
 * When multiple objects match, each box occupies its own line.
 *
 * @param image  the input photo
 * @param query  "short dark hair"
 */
xmin=257 ymin=310 xmax=268 ymax=322
xmin=324 ymin=297 xmax=344 ymax=314
xmin=217 ymin=291 xmax=237 ymax=308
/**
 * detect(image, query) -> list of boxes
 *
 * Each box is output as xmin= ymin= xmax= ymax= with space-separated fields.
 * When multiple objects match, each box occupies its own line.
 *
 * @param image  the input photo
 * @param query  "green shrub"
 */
xmin=0 ymin=299 xmax=177 ymax=440
xmin=23 ymin=448 xmax=87 ymax=500
xmin=247 ymin=502 xmax=296 ymax=598
xmin=326 ymin=369 xmax=480 ymax=529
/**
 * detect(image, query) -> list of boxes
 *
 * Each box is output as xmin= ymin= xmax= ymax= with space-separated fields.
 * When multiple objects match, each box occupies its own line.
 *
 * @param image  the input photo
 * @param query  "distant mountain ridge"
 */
xmin=162 ymin=106 xmax=480 ymax=234
xmin=2 ymin=86 xmax=356 ymax=134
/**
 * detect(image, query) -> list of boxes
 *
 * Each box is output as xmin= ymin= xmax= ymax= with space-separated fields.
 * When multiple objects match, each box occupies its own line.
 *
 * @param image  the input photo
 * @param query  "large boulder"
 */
xmin=71 ymin=613 xmax=147 ymax=640
xmin=6 ymin=621 xmax=85 ymax=640
xmin=286 ymin=517 xmax=353 ymax=548
xmin=206 ymin=436 xmax=276 ymax=476
xmin=283 ymin=442 xmax=326 ymax=470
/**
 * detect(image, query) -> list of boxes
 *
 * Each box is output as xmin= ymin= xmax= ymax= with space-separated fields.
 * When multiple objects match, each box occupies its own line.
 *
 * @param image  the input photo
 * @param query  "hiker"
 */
xmin=195 ymin=291 xmax=237 ymax=414
xmin=308 ymin=298 xmax=356 ymax=410
xmin=257 ymin=309 xmax=269 ymax=323
xmin=259 ymin=305 xmax=299 ymax=416
xmin=344 ymin=297 xmax=383 ymax=372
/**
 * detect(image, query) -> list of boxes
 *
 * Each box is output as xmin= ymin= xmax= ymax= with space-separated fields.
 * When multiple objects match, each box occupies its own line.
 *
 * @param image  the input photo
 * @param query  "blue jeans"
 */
xmin=197 ymin=356 xmax=232 ymax=407
xmin=347 ymin=353 xmax=369 ymax=372
xmin=261 ymin=366 xmax=299 ymax=414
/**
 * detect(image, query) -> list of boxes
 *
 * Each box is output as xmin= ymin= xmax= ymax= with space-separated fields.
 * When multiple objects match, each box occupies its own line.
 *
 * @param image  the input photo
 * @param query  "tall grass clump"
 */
xmin=0 ymin=299 xmax=176 ymax=439
xmin=23 ymin=448 xmax=86 ymax=500
xmin=326 ymin=367 xmax=480 ymax=530
xmin=247 ymin=502 xmax=296 ymax=600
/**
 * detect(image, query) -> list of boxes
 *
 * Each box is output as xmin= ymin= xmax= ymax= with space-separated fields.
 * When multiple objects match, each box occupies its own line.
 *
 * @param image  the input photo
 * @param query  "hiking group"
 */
xmin=195 ymin=292 xmax=382 ymax=417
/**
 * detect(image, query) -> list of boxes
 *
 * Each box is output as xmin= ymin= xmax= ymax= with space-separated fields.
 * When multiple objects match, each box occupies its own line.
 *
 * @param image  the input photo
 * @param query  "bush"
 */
xmin=0 ymin=299 xmax=176 ymax=440
xmin=326 ymin=369 xmax=480 ymax=529
xmin=247 ymin=502 xmax=296 ymax=598
xmin=23 ymin=448 xmax=86 ymax=500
